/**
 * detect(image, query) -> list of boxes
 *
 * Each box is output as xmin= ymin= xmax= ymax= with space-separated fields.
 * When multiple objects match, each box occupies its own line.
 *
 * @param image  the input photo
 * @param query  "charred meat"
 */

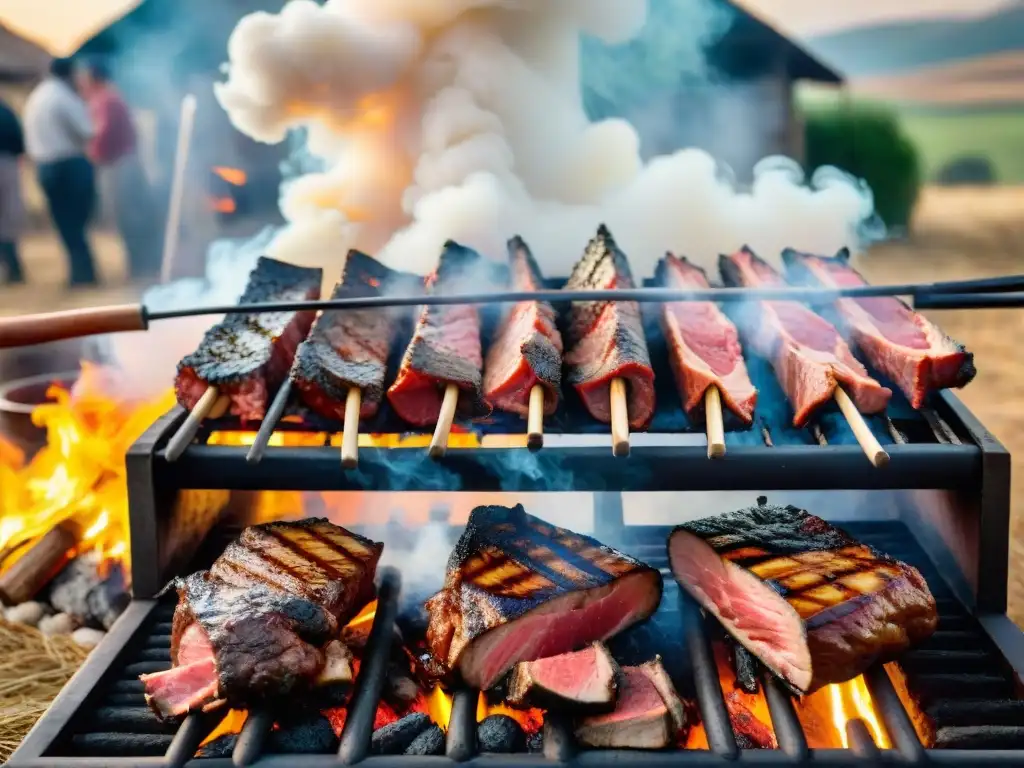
xmin=720 ymin=247 xmax=891 ymax=426
xmin=656 ymin=253 xmax=757 ymax=424
xmin=175 ymin=257 xmax=323 ymax=421
xmin=291 ymin=250 xmax=422 ymax=421
xmin=507 ymin=643 xmax=619 ymax=711
xmin=483 ymin=237 xmax=563 ymax=417
xmin=141 ymin=519 xmax=382 ymax=715
xmin=565 ymin=226 xmax=655 ymax=428
xmin=667 ymin=503 xmax=937 ymax=693
xmin=783 ymin=248 xmax=976 ymax=408
xmin=387 ymin=241 xmax=500 ymax=426
xmin=425 ymin=504 xmax=662 ymax=690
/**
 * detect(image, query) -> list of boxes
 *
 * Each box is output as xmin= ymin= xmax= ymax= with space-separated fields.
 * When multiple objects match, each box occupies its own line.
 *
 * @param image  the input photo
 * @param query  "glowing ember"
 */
xmin=796 ymin=675 xmax=889 ymax=749
xmin=209 ymin=196 xmax=237 ymax=214
xmin=476 ymin=692 xmax=543 ymax=734
xmin=0 ymin=364 xmax=175 ymax=578
xmin=427 ymin=685 xmax=453 ymax=731
xmin=212 ymin=166 xmax=248 ymax=186
xmin=200 ymin=709 xmax=248 ymax=746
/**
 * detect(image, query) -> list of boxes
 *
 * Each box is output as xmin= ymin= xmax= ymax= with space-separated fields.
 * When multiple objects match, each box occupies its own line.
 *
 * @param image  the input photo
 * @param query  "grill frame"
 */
xmin=10 ymin=520 xmax=1024 ymax=768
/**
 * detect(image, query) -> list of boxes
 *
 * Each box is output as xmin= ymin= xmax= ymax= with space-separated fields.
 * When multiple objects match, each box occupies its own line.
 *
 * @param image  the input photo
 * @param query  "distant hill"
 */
xmin=807 ymin=3 xmax=1024 ymax=77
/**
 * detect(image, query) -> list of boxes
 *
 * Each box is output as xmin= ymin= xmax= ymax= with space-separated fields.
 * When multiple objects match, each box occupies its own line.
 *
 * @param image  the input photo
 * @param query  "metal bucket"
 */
xmin=0 ymin=371 xmax=80 ymax=457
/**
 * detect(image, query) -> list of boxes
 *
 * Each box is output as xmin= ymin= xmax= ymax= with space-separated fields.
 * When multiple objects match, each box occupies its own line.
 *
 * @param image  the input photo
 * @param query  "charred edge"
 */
xmin=506 ymin=236 xmax=546 ymax=290
xmin=732 ymin=643 xmax=760 ymax=694
xmin=340 ymin=250 xmax=423 ymax=298
xmin=655 ymin=252 xmax=713 ymax=289
xmin=954 ymin=346 xmax=978 ymax=389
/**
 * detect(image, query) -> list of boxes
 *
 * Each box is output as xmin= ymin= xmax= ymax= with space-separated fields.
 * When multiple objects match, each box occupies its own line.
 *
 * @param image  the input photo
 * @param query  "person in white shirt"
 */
xmin=23 ymin=57 xmax=99 ymax=287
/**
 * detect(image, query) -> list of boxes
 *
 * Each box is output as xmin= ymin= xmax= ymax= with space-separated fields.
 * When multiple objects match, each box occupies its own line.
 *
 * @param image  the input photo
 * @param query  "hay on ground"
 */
xmin=0 ymin=618 xmax=89 ymax=761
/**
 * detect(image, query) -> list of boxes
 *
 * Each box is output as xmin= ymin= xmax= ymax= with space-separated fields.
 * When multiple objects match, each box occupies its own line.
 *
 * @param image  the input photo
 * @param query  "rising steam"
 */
xmin=215 ymin=0 xmax=875 ymax=279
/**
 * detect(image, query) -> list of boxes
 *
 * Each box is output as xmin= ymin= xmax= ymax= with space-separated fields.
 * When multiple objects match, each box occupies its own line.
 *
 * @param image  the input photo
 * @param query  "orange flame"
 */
xmin=209 ymin=196 xmax=237 ymax=214
xmin=212 ymin=166 xmax=248 ymax=186
xmin=828 ymin=677 xmax=890 ymax=749
xmin=347 ymin=600 xmax=377 ymax=630
xmin=0 ymin=364 xmax=176 ymax=578
xmin=476 ymin=692 xmax=544 ymax=734
xmin=427 ymin=685 xmax=453 ymax=731
xmin=199 ymin=710 xmax=248 ymax=747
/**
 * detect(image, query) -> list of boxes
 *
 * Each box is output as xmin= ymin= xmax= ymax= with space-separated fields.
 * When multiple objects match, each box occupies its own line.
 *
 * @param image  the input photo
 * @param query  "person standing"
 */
xmin=0 ymin=97 xmax=25 ymax=284
xmin=23 ymin=57 xmax=98 ymax=287
xmin=78 ymin=58 xmax=160 ymax=280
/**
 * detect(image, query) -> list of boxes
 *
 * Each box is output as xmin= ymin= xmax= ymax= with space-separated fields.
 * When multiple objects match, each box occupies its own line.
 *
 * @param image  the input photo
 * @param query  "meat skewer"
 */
xmin=482 ymin=236 xmax=563 ymax=449
xmin=564 ymin=225 xmax=655 ymax=456
xmin=655 ymin=253 xmax=758 ymax=458
xmin=289 ymin=250 xmax=422 ymax=469
xmin=783 ymin=248 xmax=976 ymax=409
xmin=167 ymin=257 xmax=323 ymax=461
xmin=387 ymin=241 xmax=500 ymax=457
xmin=720 ymin=247 xmax=891 ymax=466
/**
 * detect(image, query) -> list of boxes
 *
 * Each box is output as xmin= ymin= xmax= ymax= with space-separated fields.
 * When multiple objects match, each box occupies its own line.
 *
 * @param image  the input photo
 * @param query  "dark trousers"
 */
xmin=0 ymin=241 xmax=22 ymax=282
xmin=37 ymin=156 xmax=98 ymax=286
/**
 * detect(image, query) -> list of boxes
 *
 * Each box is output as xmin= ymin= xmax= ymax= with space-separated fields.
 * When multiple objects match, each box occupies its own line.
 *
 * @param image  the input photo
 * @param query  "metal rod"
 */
xmin=164 ymin=711 xmax=216 ymax=767
xmin=679 ymin=598 xmax=738 ymax=759
xmin=762 ymin=676 xmax=808 ymax=760
xmin=845 ymin=718 xmax=881 ymax=759
xmin=143 ymin=274 xmax=1024 ymax=322
xmin=231 ymin=709 xmax=273 ymax=767
xmin=338 ymin=567 xmax=401 ymax=764
xmin=446 ymin=689 xmax=477 ymax=762
xmin=916 ymin=291 xmax=1024 ymax=310
xmin=863 ymin=665 xmax=926 ymax=762
xmin=542 ymin=713 xmax=575 ymax=762
xmin=245 ymin=380 xmax=293 ymax=464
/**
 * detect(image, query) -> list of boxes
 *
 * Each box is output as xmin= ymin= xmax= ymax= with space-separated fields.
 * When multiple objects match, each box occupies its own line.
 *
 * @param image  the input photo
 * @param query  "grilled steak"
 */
xmin=141 ymin=519 xmax=382 ymax=715
xmin=575 ymin=662 xmax=677 ymax=749
xmin=656 ymin=253 xmax=757 ymax=424
xmin=507 ymin=643 xmax=619 ymax=710
xmin=425 ymin=504 xmax=662 ymax=690
xmin=720 ymin=247 xmax=891 ymax=426
xmin=175 ymin=257 xmax=322 ymax=421
xmin=783 ymin=248 xmax=976 ymax=408
xmin=291 ymin=251 xmax=422 ymax=421
xmin=667 ymin=503 xmax=938 ymax=693
xmin=387 ymin=241 xmax=499 ymax=426
xmin=483 ymin=237 xmax=563 ymax=417
xmin=565 ymin=225 xmax=655 ymax=428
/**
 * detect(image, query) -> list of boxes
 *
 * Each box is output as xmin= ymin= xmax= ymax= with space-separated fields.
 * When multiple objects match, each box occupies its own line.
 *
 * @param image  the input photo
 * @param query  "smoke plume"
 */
xmin=214 ymin=0 xmax=877 ymax=279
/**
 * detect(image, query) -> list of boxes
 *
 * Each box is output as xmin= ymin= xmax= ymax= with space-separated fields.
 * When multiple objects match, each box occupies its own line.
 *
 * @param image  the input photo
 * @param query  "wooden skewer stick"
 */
xmin=341 ymin=387 xmax=362 ymax=469
xmin=527 ymin=385 xmax=545 ymax=449
xmin=429 ymin=384 xmax=460 ymax=459
xmin=705 ymin=386 xmax=726 ymax=459
xmin=833 ymin=387 xmax=889 ymax=468
xmin=166 ymin=386 xmax=221 ymax=462
xmin=610 ymin=378 xmax=630 ymax=457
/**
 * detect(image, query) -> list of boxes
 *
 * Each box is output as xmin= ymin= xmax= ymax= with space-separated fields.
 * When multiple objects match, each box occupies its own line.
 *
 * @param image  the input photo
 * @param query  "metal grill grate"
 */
xmin=11 ymin=522 xmax=1024 ymax=767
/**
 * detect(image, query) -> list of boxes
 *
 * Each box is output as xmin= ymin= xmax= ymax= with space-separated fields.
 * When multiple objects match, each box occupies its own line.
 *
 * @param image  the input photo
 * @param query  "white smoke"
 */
xmin=214 ymin=0 xmax=875 ymax=279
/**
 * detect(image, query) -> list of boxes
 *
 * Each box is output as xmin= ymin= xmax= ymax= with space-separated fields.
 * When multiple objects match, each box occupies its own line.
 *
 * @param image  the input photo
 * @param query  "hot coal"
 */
xmin=385 ymin=666 xmax=421 ymax=710
xmin=370 ymin=712 xmax=432 ymax=755
xmin=477 ymin=714 xmax=527 ymax=753
xmin=526 ymin=730 xmax=544 ymax=753
xmin=46 ymin=554 xmax=129 ymax=629
xmin=725 ymin=691 xmax=777 ymax=749
xmin=425 ymin=504 xmax=662 ymax=690
xmin=268 ymin=713 xmax=339 ymax=754
xmin=404 ymin=724 xmax=445 ymax=755
xmin=668 ymin=502 xmax=938 ymax=693
xmin=195 ymin=733 xmax=238 ymax=759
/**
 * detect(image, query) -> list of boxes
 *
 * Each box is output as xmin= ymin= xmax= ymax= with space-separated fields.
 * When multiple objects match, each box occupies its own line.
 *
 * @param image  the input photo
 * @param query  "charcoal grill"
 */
xmin=9 ymin=285 xmax=1024 ymax=767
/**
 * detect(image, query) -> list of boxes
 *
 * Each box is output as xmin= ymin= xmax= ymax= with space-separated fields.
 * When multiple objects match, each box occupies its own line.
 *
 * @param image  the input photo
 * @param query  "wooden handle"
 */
xmin=610 ymin=378 xmax=630 ymax=457
xmin=705 ymin=386 xmax=726 ymax=459
xmin=165 ymin=386 xmax=221 ymax=462
xmin=0 ymin=519 xmax=82 ymax=605
xmin=834 ymin=387 xmax=890 ymax=468
xmin=341 ymin=388 xmax=361 ymax=469
xmin=429 ymin=384 xmax=460 ymax=459
xmin=527 ymin=385 xmax=545 ymax=449
xmin=0 ymin=304 xmax=146 ymax=348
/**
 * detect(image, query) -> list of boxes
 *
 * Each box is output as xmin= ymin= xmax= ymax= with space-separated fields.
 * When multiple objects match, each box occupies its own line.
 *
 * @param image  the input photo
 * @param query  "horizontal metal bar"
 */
xmin=916 ymin=291 xmax=1024 ymax=310
xmin=148 ymin=274 xmax=1024 ymax=323
xmin=162 ymin=443 xmax=981 ymax=492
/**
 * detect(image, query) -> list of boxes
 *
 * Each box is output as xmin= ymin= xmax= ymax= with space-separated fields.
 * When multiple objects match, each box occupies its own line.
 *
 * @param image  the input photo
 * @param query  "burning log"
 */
xmin=0 ymin=519 xmax=82 ymax=606
xmin=46 ymin=550 xmax=130 ymax=629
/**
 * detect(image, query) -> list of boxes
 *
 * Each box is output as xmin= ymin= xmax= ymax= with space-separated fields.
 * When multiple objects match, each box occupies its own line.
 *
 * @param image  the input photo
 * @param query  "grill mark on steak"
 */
xmin=719 ymin=247 xmax=891 ymax=426
xmin=564 ymin=226 xmax=655 ymax=428
xmin=425 ymin=503 xmax=662 ymax=690
xmin=668 ymin=503 xmax=937 ymax=693
xmin=291 ymin=250 xmax=422 ymax=420
xmin=175 ymin=257 xmax=322 ymax=421
xmin=782 ymin=248 xmax=976 ymax=409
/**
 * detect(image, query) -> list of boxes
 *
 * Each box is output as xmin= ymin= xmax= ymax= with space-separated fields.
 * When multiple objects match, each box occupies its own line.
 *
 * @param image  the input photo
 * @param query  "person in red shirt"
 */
xmin=77 ymin=58 xmax=160 ymax=280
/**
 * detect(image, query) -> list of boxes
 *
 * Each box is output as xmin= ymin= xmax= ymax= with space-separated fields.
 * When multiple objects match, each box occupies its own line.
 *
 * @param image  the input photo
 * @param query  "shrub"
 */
xmin=803 ymin=104 xmax=922 ymax=230
xmin=935 ymin=155 xmax=997 ymax=186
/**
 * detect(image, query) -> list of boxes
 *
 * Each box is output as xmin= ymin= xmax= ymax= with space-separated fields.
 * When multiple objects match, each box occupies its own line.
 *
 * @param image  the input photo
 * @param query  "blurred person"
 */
xmin=0 ymin=97 xmax=25 ymax=284
xmin=78 ymin=58 xmax=160 ymax=281
xmin=23 ymin=57 xmax=98 ymax=287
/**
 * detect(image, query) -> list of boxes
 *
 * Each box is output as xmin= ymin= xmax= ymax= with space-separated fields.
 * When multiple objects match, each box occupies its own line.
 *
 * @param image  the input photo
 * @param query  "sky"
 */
xmin=740 ymin=0 xmax=1016 ymax=36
